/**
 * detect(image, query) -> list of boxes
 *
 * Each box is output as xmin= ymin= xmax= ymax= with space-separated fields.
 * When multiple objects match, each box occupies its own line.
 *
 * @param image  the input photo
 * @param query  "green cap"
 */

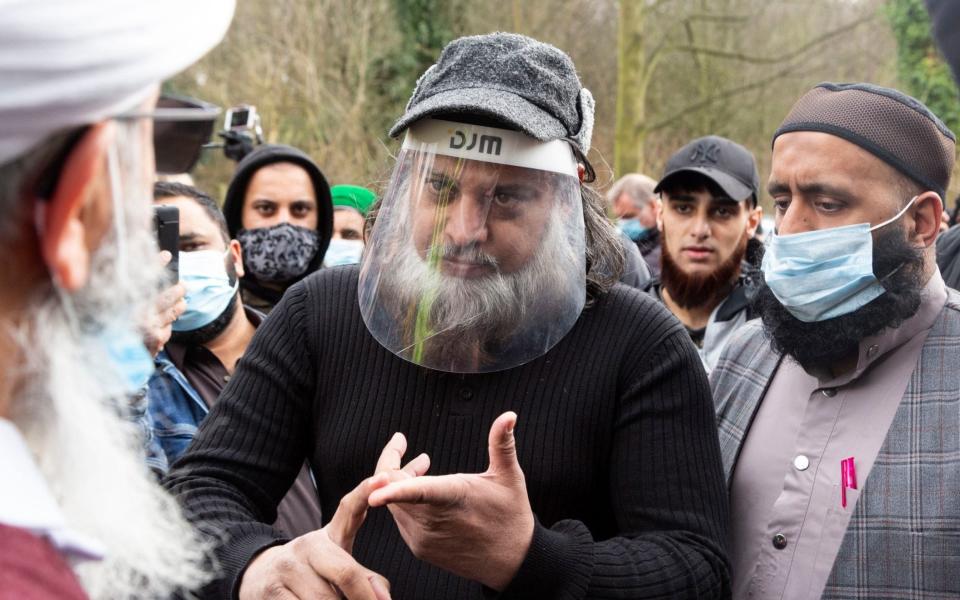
xmin=331 ymin=184 xmax=376 ymax=216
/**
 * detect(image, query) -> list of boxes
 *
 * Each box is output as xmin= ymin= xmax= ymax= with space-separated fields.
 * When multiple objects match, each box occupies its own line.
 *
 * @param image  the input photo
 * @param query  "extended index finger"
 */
xmin=375 ymin=432 xmax=407 ymax=474
xmin=367 ymin=474 xmax=466 ymax=508
xmin=327 ymin=475 xmax=386 ymax=552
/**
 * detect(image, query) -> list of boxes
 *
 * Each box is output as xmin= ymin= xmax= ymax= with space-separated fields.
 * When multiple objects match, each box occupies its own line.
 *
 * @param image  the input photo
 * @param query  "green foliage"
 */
xmin=371 ymin=0 xmax=466 ymax=132
xmin=885 ymin=0 xmax=960 ymax=135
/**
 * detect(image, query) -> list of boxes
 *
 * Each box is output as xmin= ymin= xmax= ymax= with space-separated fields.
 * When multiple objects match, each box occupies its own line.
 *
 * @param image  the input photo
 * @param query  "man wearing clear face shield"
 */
xmin=167 ymin=33 xmax=729 ymax=600
xmin=0 ymin=2 xmax=233 ymax=599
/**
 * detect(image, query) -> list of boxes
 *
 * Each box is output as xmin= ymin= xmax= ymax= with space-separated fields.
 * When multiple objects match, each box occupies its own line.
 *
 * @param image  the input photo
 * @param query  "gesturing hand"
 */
xmin=141 ymin=251 xmax=185 ymax=357
xmin=237 ymin=434 xmax=432 ymax=600
xmin=238 ymin=476 xmax=392 ymax=600
xmin=368 ymin=412 xmax=534 ymax=592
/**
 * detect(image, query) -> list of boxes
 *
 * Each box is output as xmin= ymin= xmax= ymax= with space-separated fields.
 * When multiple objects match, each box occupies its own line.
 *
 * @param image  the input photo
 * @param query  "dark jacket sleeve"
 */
xmin=500 ymin=319 xmax=731 ymax=599
xmin=936 ymin=225 xmax=960 ymax=290
xmin=618 ymin=231 xmax=652 ymax=290
xmin=163 ymin=282 xmax=317 ymax=600
xmin=926 ymin=0 xmax=960 ymax=86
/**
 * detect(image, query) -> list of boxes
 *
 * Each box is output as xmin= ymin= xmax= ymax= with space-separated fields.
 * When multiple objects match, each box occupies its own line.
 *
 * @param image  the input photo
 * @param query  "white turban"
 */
xmin=0 ymin=0 xmax=235 ymax=166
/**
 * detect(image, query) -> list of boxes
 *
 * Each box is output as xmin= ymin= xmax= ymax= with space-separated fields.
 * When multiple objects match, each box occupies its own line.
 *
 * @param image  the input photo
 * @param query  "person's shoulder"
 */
xmin=602 ymin=280 xmax=670 ymax=311
xmin=711 ymin=319 xmax=770 ymax=377
xmin=939 ymin=287 xmax=960 ymax=322
xmin=588 ymin=281 xmax=686 ymax=345
xmin=285 ymin=265 xmax=362 ymax=325
xmin=300 ymin=264 xmax=360 ymax=295
xmin=0 ymin=524 xmax=88 ymax=600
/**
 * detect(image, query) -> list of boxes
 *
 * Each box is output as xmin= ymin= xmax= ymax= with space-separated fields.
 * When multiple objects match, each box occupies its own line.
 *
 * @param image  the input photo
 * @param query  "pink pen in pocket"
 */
xmin=841 ymin=457 xmax=857 ymax=508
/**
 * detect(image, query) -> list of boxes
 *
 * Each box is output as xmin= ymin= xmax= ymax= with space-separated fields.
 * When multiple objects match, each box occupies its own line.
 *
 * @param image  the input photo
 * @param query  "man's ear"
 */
xmin=656 ymin=195 xmax=664 ymax=232
xmin=229 ymin=239 xmax=245 ymax=279
xmin=40 ymin=122 xmax=114 ymax=292
xmin=910 ymin=191 xmax=943 ymax=248
xmin=746 ymin=204 xmax=763 ymax=238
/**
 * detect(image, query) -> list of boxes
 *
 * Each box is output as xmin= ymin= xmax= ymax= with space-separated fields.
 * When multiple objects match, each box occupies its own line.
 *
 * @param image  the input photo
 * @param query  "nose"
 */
xmin=690 ymin=211 xmax=711 ymax=241
xmin=275 ymin=206 xmax=292 ymax=224
xmin=444 ymin=194 xmax=489 ymax=246
xmin=778 ymin=201 xmax=814 ymax=235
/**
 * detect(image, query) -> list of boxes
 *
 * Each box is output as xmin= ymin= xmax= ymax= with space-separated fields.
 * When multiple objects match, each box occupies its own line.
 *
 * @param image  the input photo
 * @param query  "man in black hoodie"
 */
xmin=223 ymin=144 xmax=334 ymax=312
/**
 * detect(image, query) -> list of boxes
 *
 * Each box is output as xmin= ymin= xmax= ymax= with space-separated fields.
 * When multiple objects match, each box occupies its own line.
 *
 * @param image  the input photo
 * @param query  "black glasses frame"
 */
xmin=116 ymin=94 xmax=221 ymax=174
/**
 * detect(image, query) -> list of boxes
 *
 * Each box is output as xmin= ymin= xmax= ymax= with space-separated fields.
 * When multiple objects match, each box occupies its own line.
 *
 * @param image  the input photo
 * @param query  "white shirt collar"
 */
xmin=0 ymin=418 xmax=104 ymax=562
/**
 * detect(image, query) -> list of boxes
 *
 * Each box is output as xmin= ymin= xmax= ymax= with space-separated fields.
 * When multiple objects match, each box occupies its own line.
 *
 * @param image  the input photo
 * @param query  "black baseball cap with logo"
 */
xmin=654 ymin=135 xmax=760 ymax=206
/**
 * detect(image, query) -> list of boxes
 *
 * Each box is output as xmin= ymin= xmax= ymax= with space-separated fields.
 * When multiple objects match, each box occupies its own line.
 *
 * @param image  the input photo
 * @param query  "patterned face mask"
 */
xmin=237 ymin=222 xmax=320 ymax=283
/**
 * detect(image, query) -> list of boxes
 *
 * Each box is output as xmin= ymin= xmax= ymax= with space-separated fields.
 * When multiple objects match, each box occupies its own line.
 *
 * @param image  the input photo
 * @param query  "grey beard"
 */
xmin=378 ymin=210 xmax=577 ymax=370
xmin=8 ymin=132 xmax=211 ymax=598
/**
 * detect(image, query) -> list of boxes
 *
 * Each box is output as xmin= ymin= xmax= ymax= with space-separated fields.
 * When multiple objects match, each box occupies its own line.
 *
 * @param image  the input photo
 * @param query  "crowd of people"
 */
xmin=3 ymin=1 xmax=960 ymax=599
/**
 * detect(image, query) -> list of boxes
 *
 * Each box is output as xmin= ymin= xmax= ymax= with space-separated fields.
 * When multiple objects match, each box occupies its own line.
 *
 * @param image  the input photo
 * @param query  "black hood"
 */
xmin=223 ymin=144 xmax=333 ymax=291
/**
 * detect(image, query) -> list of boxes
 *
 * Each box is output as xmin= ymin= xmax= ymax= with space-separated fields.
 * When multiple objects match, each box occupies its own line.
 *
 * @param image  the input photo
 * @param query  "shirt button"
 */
xmin=773 ymin=533 xmax=788 ymax=550
xmin=459 ymin=388 xmax=473 ymax=400
xmin=793 ymin=455 xmax=810 ymax=471
xmin=223 ymin=374 xmax=231 ymax=383
xmin=866 ymin=344 xmax=879 ymax=358
xmin=821 ymin=388 xmax=837 ymax=398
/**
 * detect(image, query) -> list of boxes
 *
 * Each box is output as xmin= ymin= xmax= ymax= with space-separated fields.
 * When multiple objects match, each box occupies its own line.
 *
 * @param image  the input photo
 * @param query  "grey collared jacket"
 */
xmin=712 ymin=290 xmax=960 ymax=599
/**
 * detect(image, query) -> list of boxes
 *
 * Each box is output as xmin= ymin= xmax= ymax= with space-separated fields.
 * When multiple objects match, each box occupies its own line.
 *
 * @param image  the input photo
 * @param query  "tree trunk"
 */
xmin=615 ymin=0 xmax=647 ymax=177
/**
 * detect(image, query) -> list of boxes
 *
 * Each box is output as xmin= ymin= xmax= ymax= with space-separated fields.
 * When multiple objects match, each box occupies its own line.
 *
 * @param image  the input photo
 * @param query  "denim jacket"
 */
xmin=145 ymin=350 xmax=210 ymax=473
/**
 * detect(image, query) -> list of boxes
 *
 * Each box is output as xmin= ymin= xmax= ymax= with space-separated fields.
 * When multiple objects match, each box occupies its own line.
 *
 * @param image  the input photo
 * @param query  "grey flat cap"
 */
xmin=389 ymin=32 xmax=596 ymax=154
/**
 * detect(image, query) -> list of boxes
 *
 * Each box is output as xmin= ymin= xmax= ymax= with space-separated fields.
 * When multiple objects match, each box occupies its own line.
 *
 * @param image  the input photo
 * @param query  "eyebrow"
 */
xmin=767 ymin=181 xmax=857 ymax=202
xmin=178 ymin=233 xmax=206 ymax=244
xmin=495 ymin=182 xmax=537 ymax=193
xmin=429 ymin=169 xmax=457 ymax=180
xmin=667 ymin=193 xmax=737 ymax=204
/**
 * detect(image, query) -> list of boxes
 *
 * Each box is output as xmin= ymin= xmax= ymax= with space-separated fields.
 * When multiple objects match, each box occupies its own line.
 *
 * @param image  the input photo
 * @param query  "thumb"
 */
xmin=487 ymin=411 xmax=520 ymax=476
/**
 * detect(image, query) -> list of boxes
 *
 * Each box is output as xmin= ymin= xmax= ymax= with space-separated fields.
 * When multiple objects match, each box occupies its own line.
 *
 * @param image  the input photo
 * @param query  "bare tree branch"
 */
xmin=684 ymin=13 xmax=751 ymax=24
xmin=665 ymin=13 xmax=874 ymax=65
xmin=647 ymin=63 xmax=804 ymax=132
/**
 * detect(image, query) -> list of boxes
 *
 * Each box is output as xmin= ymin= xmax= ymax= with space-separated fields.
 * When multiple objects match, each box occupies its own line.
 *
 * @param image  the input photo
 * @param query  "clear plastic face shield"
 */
xmin=359 ymin=119 xmax=586 ymax=373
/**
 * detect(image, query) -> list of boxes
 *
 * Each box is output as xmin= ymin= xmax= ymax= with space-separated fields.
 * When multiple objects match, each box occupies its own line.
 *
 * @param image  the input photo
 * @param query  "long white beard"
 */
xmin=7 ymin=131 xmax=211 ymax=599
xmin=386 ymin=207 xmax=578 ymax=344
xmin=13 ymin=306 xmax=211 ymax=599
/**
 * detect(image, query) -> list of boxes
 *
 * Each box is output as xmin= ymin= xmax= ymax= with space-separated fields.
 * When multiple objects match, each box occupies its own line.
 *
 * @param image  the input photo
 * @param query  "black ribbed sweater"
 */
xmin=165 ymin=265 xmax=730 ymax=599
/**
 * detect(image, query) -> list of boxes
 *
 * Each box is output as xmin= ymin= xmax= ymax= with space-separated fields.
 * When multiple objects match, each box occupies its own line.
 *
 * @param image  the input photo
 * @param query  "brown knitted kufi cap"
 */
xmin=773 ymin=82 xmax=956 ymax=199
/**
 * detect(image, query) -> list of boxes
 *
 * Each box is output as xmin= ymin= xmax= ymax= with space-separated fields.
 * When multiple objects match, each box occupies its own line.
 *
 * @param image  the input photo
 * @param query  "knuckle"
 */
xmin=263 ymin=582 xmax=288 ymax=599
xmin=289 ymin=534 xmax=314 ymax=555
xmin=331 ymin=563 xmax=361 ymax=588
xmin=274 ymin=556 xmax=298 ymax=575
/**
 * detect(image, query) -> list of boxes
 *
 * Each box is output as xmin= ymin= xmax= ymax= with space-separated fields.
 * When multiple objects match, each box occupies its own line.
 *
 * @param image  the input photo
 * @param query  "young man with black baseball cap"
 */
xmin=646 ymin=135 xmax=763 ymax=373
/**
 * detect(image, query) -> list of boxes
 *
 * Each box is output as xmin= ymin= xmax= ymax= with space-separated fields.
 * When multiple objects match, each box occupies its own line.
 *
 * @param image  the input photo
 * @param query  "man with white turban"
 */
xmin=0 ymin=2 xmax=233 ymax=598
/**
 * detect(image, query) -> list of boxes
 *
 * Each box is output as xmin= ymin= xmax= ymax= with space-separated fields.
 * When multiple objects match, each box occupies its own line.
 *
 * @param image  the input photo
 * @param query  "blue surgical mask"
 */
xmin=761 ymin=196 xmax=918 ymax=322
xmin=618 ymin=218 xmax=648 ymax=241
xmin=173 ymin=248 xmax=239 ymax=332
xmin=99 ymin=324 xmax=157 ymax=393
xmin=324 ymin=238 xmax=364 ymax=267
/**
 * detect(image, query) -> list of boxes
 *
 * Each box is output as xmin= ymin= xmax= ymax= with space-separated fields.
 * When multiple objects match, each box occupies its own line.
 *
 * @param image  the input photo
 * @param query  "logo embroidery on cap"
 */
xmin=450 ymin=131 xmax=503 ymax=156
xmin=689 ymin=141 xmax=720 ymax=165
